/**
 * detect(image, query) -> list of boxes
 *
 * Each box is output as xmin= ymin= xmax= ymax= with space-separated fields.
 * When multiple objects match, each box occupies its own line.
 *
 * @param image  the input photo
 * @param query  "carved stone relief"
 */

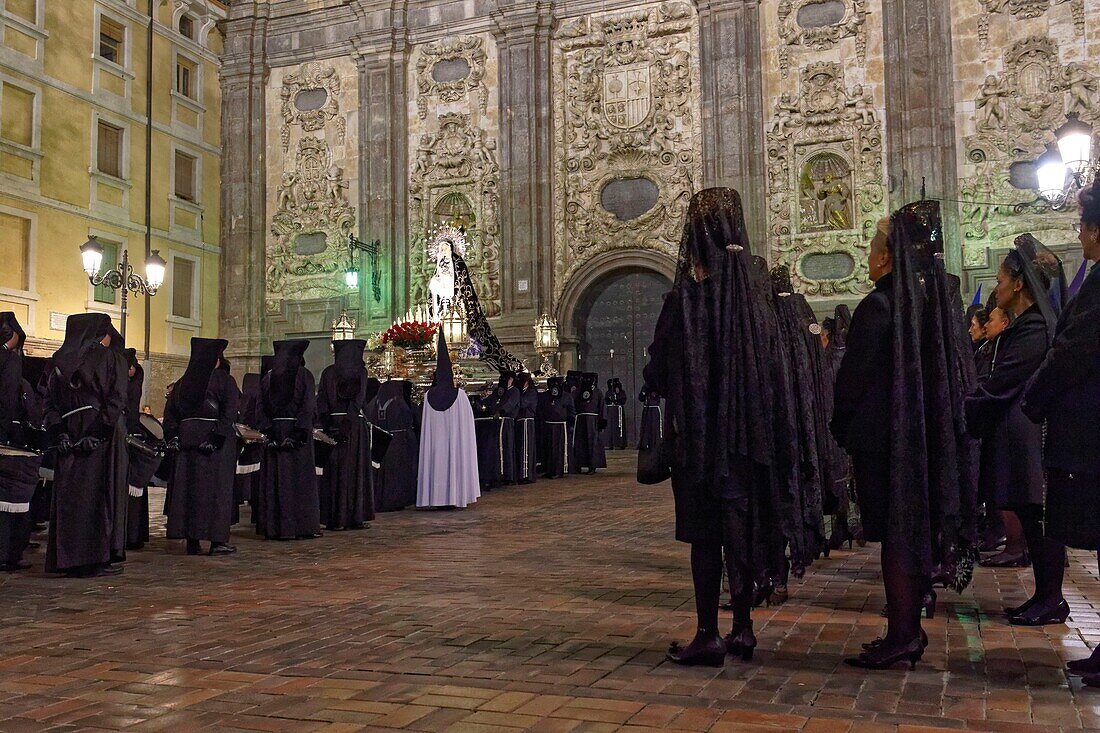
xmin=279 ymin=61 xmax=347 ymax=153
xmin=551 ymin=2 xmax=702 ymax=303
xmin=407 ymin=34 xmax=502 ymax=318
xmin=765 ymin=62 xmax=885 ymax=296
xmin=978 ymin=0 xmax=1084 ymax=48
xmin=776 ymin=0 xmax=868 ymax=78
xmin=408 ymin=113 xmax=503 ymax=316
xmin=961 ymin=34 xmax=1099 ymax=265
xmin=414 ymin=36 xmax=489 ymax=120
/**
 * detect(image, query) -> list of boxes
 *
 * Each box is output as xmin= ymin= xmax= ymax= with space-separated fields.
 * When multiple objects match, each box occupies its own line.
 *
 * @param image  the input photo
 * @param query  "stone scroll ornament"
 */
xmin=279 ymin=62 xmax=346 ymax=153
xmin=775 ymin=0 xmax=868 ymax=79
xmin=765 ymin=61 xmax=885 ymax=296
xmin=415 ymin=36 xmax=489 ymax=120
xmin=977 ymin=0 xmax=1084 ymax=48
xmin=551 ymin=2 xmax=702 ymax=303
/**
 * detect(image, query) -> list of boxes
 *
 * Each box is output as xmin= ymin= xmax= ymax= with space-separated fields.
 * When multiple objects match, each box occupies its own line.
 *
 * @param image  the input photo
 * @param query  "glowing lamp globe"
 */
xmin=1055 ymin=113 xmax=1093 ymax=176
xmin=1036 ymin=145 xmax=1069 ymax=203
xmin=80 ymin=236 xmax=104 ymax=278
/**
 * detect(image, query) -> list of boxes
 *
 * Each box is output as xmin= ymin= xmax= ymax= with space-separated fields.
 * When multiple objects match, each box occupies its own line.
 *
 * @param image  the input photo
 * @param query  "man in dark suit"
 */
xmin=1022 ymin=185 xmax=1100 ymax=683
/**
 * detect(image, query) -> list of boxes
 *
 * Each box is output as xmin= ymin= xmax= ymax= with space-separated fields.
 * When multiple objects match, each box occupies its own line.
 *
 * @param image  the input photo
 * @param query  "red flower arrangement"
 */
xmin=381 ymin=320 xmax=438 ymax=349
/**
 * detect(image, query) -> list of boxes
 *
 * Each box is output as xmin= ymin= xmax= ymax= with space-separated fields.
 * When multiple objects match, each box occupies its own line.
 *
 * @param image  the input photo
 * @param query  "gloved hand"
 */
xmin=164 ymin=437 xmax=181 ymax=454
xmin=73 ymin=436 xmax=102 ymax=454
xmin=280 ymin=437 xmax=300 ymax=451
xmin=328 ymin=427 xmax=343 ymax=444
xmin=55 ymin=433 xmax=73 ymax=456
xmin=198 ymin=440 xmax=217 ymax=455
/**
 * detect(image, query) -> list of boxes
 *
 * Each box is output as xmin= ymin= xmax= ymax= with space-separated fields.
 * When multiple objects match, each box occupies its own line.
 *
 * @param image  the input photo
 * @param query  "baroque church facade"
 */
xmin=218 ymin=0 xmax=1099 ymax=375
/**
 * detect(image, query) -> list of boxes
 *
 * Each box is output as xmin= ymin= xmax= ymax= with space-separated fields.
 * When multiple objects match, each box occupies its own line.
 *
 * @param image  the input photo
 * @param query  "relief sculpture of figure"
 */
xmin=976 ymin=75 xmax=1009 ymax=131
xmin=1062 ymin=63 xmax=1096 ymax=116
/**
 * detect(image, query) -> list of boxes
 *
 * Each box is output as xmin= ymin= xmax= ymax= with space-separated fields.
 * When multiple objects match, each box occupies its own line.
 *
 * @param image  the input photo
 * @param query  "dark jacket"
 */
xmin=831 ymin=273 xmax=893 ymax=454
xmin=1023 ymin=263 xmax=1100 ymax=474
xmin=965 ymin=306 xmax=1048 ymax=508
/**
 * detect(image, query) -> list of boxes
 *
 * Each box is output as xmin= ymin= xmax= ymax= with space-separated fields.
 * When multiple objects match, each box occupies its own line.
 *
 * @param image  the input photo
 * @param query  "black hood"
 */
xmin=0 ymin=311 xmax=26 ymax=353
xmin=269 ymin=339 xmax=310 ymax=410
xmin=426 ymin=329 xmax=458 ymax=411
xmin=177 ymin=337 xmax=228 ymax=415
xmin=53 ymin=313 xmax=115 ymax=382
xmin=332 ymin=339 xmax=367 ymax=400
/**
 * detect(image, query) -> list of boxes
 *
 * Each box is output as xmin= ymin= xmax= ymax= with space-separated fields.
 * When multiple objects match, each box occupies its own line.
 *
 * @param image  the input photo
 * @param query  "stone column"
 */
xmin=218 ymin=2 xmax=269 ymax=375
xmin=881 ymin=0 xmax=962 ymax=272
xmin=352 ymin=23 xmax=411 ymax=332
xmin=491 ymin=0 xmax=554 ymax=344
xmin=697 ymin=0 xmax=767 ymax=249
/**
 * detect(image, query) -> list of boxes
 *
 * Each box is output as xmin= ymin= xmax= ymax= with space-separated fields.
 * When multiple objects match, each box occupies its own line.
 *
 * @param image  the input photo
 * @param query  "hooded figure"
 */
xmin=0 ymin=312 xmax=40 ymax=571
xmin=471 ymin=381 xmax=504 ymax=489
xmin=538 ymin=376 xmax=575 ymax=478
xmin=570 ymin=372 xmax=606 ymax=474
xmin=163 ymin=337 xmax=240 ymax=555
xmin=234 ymin=372 xmax=264 ymax=523
xmin=416 ymin=330 xmax=479 ymax=508
xmin=486 ymin=371 xmax=519 ymax=484
xmin=823 ymin=303 xmax=856 ymax=550
xmin=44 ymin=313 xmax=128 ymax=577
xmin=364 ymin=379 xmax=419 ymax=511
xmin=122 ymin=347 xmax=162 ymax=551
xmin=513 ymin=372 xmax=539 ymax=483
xmin=604 ymin=378 xmax=628 ymax=450
xmin=256 ymin=339 xmax=321 ymax=540
xmin=967 ymin=235 xmax=1068 ymax=623
xmin=642 ymin=188 xmax=783 ymax=667
xmin=315 ymin=339 xmax=374 ymax=530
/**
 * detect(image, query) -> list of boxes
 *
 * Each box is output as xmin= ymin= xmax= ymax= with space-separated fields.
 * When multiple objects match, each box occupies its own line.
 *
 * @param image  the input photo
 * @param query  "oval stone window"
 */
xmin=293 ymin=232 xmax=327 ymax=255
xmin=600 ymin=177 xmax=660 ymax=221
xmin=797 ymin=0 xmax=847 ymax=28
xmin=294 ymin=88 xmax=328 ymax=112
xmin=1008 ymin=160 xmax=1039 ymax=190
xmin=801 ymin=251 xmax=855 ymax=281
xmin=431 ymin=58 xmax=471 ymax=84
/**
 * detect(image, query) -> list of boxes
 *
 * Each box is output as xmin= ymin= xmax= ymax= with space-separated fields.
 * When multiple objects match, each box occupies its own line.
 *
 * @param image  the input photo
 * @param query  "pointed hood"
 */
xmin=269 ymin=339 xmax=309 ymax=409
xmin=176 ymin=337 xmax=228 ymax=415
xmin=332 ymin=339 xmax=367 ymax=400
xmin=53 ymin=313 xmax=113 ymax=382
xmin=971 ymin=282 xmax=983 ymax=307
xmin=426 ymin=328 xmax=458 ymax=411
xmin=0 ymin=312 xmax=26 ymax=353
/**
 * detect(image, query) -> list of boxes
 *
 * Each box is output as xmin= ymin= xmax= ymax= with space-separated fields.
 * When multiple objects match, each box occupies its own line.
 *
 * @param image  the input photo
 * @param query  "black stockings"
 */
xmin=689 ymin=505 xmax=753 ymax=634
xmin=1018 ymin=505 xmax=1066 ymax=605
xmin=881 ymin=541 xmax=925 ymax=646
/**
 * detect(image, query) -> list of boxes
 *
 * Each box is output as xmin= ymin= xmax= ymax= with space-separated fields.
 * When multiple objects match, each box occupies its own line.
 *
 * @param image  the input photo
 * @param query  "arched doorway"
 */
xmin=573 ymin=269 xmax=671 ymax=446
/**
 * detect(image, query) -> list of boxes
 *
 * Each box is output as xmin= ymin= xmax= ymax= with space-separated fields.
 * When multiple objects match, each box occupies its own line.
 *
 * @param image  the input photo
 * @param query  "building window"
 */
xmin=174 ymin=150 xmax=196 ymax=201
xmin=6 ymin=0 xmax=37 ymax=24
xmin=98 ymin=17 xmax=125 ymax=65
xmin=96 ymin=121 xmax=123 ymax=178
xmin=178 ymin=15 xmax=194 ymax=39
xmin=93 ymin=241 xmax=119 ymax=304
xmin=0 ymin=85 xmax=35 ymax=147
xmin=171 ymin=256 xmax=196 ymax=320
xmin=176 ymin=58 xmax=196 ymax=98
xmin=0 ymin=212 xmax=30 ymax=292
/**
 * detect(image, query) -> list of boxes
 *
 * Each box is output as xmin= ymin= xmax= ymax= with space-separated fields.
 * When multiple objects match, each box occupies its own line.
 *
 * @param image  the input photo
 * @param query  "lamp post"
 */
xmin=533 ymin=313 xmax=560 ymax=377
xmin=79 ymin=235 xmax=165 ymax=342
xmin=1029 ymin=113 xmax=1097 ymax=211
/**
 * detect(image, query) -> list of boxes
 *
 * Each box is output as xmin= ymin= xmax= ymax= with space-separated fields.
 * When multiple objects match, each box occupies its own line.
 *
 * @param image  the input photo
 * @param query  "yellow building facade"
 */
xmin=0 ymin=0 xmax=225 ymax=404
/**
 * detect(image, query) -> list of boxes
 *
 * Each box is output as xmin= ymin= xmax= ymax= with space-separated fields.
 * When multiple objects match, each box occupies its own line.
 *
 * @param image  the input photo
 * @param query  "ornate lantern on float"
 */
xmin=331 ymin=310 xmax=356 ymax=344
xmin=533 ymin=313 xmax=560 ymax=377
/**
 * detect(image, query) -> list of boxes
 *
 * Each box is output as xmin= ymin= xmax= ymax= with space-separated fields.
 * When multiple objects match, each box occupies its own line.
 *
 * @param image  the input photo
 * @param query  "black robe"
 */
xmin=163 ymin=370 xmax=240 ymax=543
xmin=235 ymin=373 xmax=264 ymax=523
xmin=471 ymin=393 xmax=503 ymax=488
xmin=45 ymin=343 xmax=128 ymax=572
xmin=316 ymin=365 xmax=373 ymax=529
xmin=364 ymin=380 xmax=419 ymax=511
xmin=495 ymin=386 xmax=520 ymax=483
xmin=124 ymin=364 xmax=162 ymax=548
xmin=539 ymin=391 xmax=574 ymax=478
xmin=257 ymin=368 xmax=320 ymax=539
xmin=514 ymin=384 xmax=539 ymax=482
xmin=604 ymin=387 xmax=628 ymax=450
xmin=0 ymin=344 xmax=40 ymax=564
xmin=571 ymin=386 xmax=606 ymax=472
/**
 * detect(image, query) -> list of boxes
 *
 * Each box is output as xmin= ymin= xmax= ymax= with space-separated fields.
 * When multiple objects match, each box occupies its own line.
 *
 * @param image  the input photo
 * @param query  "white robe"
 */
xmin=417 ymin=388 xmax=481 ymax=508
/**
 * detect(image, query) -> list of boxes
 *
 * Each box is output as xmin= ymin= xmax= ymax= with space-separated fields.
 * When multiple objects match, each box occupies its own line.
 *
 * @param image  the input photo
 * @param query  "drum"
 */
xmin=234 ymin=424 xmax=266 ymax=444
xmin=139 ymin=412 xmax=164 ymax=441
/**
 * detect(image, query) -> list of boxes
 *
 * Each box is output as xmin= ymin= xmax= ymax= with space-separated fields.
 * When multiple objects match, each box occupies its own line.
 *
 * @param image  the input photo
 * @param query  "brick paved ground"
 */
xmin=2 ymin=454 xmax=1099 ymax=732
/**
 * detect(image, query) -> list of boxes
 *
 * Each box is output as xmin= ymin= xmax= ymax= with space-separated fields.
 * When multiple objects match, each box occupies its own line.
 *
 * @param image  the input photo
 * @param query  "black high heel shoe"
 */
xmin=863 ymin=629 xmax=928 ymax=652
xmin=724 ymin=621 xmax=757 ymax=662
xmin=845 ymin=637 xmax=924 ymax=670
xmin=1009 ymin=598 xmax=1069 ymax=626
xmin=1067 ymin=650 xmax=1100 ymax=675
xmin=666 ymin=630 xmax=727 ymax=667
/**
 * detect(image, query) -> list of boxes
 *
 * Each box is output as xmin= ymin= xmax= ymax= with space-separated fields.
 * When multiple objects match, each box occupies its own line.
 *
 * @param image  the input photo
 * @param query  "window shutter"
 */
xmin=172 ymin=258 xmax=195 ymax=319
xmin=97 ymin=122 xmax=121 ymax=178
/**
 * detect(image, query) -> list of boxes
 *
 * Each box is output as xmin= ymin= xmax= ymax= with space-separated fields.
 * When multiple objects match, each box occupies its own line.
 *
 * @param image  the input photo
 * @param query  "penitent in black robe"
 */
xmin=471 ymin=392 xmax=503 ymax=489
xmin=539 ymin=381 xmax=574 ymax=478
xmin=316 ymin=341 xmax=374 ymax=530
xmin=571 ymin=381 xmax=606 ymax=472
xmin=257 ymin=347 xmax=320 ymax=539
xmin=235 ymin=373 xmax=264 ymax=523
xmin=0 ymin=314 xmax=41 ymax=566
xmin=364 ymin=380 xmax=419 ymax=511
xmin=45 ymin=315 xmax=128 ymax=574
xmin=124 ymin=356 xmax=162 ymax=550
xmin=514 ymin=377 xmax=539 ymax=483
xmin=164 ymin=357 xmax=240 ymax=544
xmin=604 ymin=381 xmax=628 ymax=450
xmin=494 ymin=383 xmax=520 ymax=484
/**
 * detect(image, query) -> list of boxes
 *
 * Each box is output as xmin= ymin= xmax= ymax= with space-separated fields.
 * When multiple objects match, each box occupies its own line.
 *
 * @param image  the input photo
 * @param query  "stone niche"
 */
xmin=551 ymin=2 xmax=702 ymax=304
xmin=407 ymin=34 xmax=503 ymax=317
xmin=264 ymin=59 xmax=359 ymax=313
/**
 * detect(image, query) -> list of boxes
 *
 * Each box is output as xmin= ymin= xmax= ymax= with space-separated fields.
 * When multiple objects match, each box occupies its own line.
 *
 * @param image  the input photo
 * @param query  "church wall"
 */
xmin=221 ymin=0 xmax=1096 ymax=367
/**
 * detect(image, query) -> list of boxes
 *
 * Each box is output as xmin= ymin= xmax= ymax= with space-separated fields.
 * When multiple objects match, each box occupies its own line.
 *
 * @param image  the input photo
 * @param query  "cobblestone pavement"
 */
xmin=2 ymin=454 xmax=1099 ymax=732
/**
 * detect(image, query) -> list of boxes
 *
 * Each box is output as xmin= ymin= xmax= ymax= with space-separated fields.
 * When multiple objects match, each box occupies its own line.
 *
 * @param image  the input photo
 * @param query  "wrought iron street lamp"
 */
xmin=79 ymin=235 xmax=165 ymax=341
xmin=1032 ymin=113 xmax=1097 ymax=210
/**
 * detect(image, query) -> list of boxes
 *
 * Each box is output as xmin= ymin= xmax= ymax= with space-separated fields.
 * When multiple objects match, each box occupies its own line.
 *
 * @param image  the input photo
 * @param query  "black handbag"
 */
xmin=637 ymin=439 xmax=670 ymax=485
